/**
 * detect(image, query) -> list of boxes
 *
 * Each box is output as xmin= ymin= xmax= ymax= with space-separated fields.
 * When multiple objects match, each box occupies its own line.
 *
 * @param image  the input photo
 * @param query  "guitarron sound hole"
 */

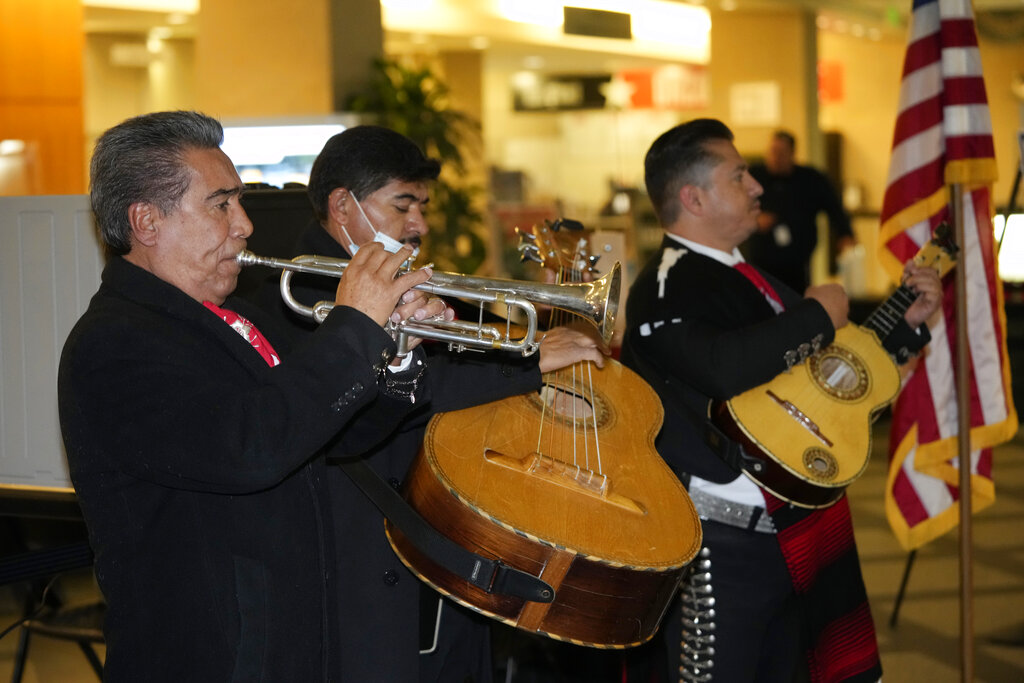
xmin=802 ymin=448 xmax=838 ymax=482
xmin=533 ymin=384 xmax=609 ymax=427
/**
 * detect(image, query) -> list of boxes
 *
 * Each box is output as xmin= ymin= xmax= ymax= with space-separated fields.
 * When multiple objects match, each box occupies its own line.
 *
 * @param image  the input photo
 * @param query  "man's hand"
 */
xmin=333 ymin=243 xmax=433 ymax=327
xmin=805 ymin=283 xmax=849 ymax=330
xmin=391 ymin=291 xmax=454 ymax=326
xmin=902 ymin=262 xmax=943 ymax=329
xmin=537 ymin=325 xmax=610 ymax=373
xmin=387 ymin=291 xmax=454 ymax=359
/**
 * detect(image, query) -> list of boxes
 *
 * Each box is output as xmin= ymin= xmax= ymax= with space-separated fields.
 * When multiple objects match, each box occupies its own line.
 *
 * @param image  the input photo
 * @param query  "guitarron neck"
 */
xmin=862 ymin=284 xmax=917 ymax=341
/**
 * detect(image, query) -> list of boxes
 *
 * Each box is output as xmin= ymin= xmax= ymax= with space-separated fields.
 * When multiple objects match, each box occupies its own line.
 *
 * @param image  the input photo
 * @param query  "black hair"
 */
xmin=772 ymin=129 xmax=796 ymax=151
xmin=307 ymin=125 xmax=441 ymax=223
xmin=643 ymin=118 xmax=734 ymax=226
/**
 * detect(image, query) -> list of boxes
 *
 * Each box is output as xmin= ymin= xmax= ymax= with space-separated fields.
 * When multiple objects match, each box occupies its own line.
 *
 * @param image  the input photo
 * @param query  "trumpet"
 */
xmin=236 ymin=250 xmax=620 ymax=357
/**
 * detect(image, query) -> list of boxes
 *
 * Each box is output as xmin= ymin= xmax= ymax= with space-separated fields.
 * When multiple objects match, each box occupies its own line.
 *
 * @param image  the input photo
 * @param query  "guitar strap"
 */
xmin=700 ymin=410 xmax=767 ymax=477
xmin=335 ymin=456 xmax=555 ymax=604
xmin=625 ymin=349 xmax=761 ymax=479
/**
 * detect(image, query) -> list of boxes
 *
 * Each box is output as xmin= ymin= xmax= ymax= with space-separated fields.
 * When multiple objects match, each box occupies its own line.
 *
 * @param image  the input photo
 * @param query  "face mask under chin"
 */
xmin=343 ymin=194 xmax=420 ymax=262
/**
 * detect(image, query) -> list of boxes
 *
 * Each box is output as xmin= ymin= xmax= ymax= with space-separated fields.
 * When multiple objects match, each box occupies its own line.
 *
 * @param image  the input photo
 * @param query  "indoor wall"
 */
xmin=84 ymin=34 xmax=196 ymax=159
xmin=0 ymin=0 xmax=84 ymax=195
xmin=978 ymin=37 xmax=1024 ymax=211
xmin=194 ymin=0 xmax=332 ymax=119
xmin=480 ymin=8 xmax=816 ymax=221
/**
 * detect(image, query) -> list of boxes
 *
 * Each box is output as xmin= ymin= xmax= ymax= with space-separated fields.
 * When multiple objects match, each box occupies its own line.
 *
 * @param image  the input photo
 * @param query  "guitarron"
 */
xmin=713 ymin=226 xmax=958 ymax=508
xmin=386 ymin=219 xmax=702 ymax=648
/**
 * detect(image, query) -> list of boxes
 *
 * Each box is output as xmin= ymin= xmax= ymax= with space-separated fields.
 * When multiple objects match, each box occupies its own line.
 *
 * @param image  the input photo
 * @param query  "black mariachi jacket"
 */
xmin=59 ymin=256 xmax=420 ymax=682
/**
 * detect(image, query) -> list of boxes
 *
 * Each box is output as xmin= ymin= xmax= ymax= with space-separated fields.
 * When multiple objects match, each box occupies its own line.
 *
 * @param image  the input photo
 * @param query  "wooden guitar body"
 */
xmin=715 ymin=325 xmax=901 ymax=508
xmin=387 ymin=359 xmax=702 ymax=648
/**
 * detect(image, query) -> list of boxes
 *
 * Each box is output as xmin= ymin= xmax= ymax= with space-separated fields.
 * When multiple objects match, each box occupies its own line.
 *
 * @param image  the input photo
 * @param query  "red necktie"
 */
xmin=734 ymin=262 xmax=785 ymax=313
xmin=203 ymin=302 xmax=281 ymax=367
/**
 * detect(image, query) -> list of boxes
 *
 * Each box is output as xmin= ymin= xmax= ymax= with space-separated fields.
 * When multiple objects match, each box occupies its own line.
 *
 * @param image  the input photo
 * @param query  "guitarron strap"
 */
xmin=336 ymin=456 xmax=555 ymax=604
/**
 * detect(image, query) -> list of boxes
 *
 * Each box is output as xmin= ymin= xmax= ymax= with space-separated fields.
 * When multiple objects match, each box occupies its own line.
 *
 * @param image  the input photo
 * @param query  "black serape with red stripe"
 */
xmin=766 ymin=494 xmax=882 ymax=683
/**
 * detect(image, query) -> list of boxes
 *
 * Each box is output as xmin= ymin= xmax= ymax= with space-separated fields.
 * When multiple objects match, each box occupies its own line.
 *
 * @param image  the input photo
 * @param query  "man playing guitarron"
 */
xmin=620 ymin=118 xmax=942 ymax=683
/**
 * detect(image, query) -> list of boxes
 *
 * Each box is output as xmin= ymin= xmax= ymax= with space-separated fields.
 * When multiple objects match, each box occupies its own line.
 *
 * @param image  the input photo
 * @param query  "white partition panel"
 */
xmin=0 ymin=195 xmax=101 ymax=492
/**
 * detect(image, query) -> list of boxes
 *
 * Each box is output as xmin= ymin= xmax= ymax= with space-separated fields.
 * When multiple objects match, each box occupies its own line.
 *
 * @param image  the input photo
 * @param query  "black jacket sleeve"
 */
xmin=59 ymin=292 xmax=414 ymax=494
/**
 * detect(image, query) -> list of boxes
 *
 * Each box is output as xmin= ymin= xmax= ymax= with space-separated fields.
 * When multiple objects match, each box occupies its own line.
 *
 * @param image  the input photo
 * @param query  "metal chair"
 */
xmin=1 ymin=541 xmax=104 ymax=682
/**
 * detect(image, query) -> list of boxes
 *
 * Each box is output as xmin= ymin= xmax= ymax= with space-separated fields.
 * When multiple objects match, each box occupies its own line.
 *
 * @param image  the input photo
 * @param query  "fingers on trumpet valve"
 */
xmin=392 ymin=292 xmax=451 ymax=323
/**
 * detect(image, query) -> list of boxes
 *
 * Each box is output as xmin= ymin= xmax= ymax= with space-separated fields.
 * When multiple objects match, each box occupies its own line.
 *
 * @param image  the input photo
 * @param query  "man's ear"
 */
xmin=677 ymin=184 xmax=704 ymax=217
xmin=127 ymin=202 xmax=159 ymax=247
xmin=326 ymin=187 xmax=350 ymax=225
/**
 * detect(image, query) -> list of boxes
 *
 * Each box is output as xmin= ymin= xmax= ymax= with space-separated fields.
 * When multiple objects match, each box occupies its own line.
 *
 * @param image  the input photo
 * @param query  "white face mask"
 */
xmin=343 ymin=193 xmax=419 ymax=261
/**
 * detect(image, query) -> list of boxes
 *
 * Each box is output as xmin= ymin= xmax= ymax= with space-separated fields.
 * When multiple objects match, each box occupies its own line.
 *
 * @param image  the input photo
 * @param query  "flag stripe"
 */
xmin=883 ymin=153 xmax=944 ymax=216
xmin=943 ymin=105 xmax=992 ymax=136
xmin=892 ymin=466 xmax=931 ymax=526
xmin=941 ymin=78 xmax=989 ymax=106
xmin=964 ymin=192 xmax=1008 ymax=426
xmin=892 ymin=99 xmax=943 ymax=148
xmin=896 ymin=64 xmax=943 ymax=117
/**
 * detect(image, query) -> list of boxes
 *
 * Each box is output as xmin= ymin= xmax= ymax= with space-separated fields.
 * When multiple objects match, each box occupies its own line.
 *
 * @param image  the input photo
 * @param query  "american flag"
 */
xmin=879 ymin=0 xmax=1018 ymax=551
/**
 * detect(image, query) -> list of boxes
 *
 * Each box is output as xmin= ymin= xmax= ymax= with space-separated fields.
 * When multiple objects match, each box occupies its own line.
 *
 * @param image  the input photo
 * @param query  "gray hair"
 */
xmin=90 ymin=111 xmax=224 ymax=255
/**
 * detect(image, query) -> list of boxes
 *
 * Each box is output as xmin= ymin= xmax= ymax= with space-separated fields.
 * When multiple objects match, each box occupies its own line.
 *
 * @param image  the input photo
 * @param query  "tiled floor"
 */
xmin=2 ymin=422 xmax=1022 ymax=682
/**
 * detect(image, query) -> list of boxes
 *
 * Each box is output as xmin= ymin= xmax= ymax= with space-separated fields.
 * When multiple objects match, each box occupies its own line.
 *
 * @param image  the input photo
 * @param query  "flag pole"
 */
xmin=950 ymin=183 xmax=974 ymax=682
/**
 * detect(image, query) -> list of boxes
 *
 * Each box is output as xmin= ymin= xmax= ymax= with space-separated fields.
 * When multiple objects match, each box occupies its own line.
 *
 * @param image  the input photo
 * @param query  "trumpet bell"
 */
xmin=594 ymin=262 xmax=620 ymax=344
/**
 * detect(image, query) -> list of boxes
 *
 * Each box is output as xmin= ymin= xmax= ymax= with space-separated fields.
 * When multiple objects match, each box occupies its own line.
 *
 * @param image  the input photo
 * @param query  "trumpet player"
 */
xmin=245 ymin=125 xmax=608 ymax=683
xmin=57 ymin=111 xmax=488 ymax=683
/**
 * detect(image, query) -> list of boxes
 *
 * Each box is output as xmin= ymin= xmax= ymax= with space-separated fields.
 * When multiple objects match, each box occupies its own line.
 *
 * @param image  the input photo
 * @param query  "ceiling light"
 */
xmin=0 ymin=140 xmax=26 ymax=156
xmin=512 ymin=71 xmax=541 ymax=89
xmin=83 ymin=0 xmax=198 ymax=12
xmin=994 ymin=213 xmax=1024 ymax=282
xmin=498 ymin=0 xmax=562 ymax=28
xmin=381 ymin=0 xmax=433 ymax=9
xmin=632 ymin=1 xmax=711 ymax=46
xmin=221 ymin=124 xmax=346 ymax=166
xmin=523 ymin=55 xmax=546 ymax=70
